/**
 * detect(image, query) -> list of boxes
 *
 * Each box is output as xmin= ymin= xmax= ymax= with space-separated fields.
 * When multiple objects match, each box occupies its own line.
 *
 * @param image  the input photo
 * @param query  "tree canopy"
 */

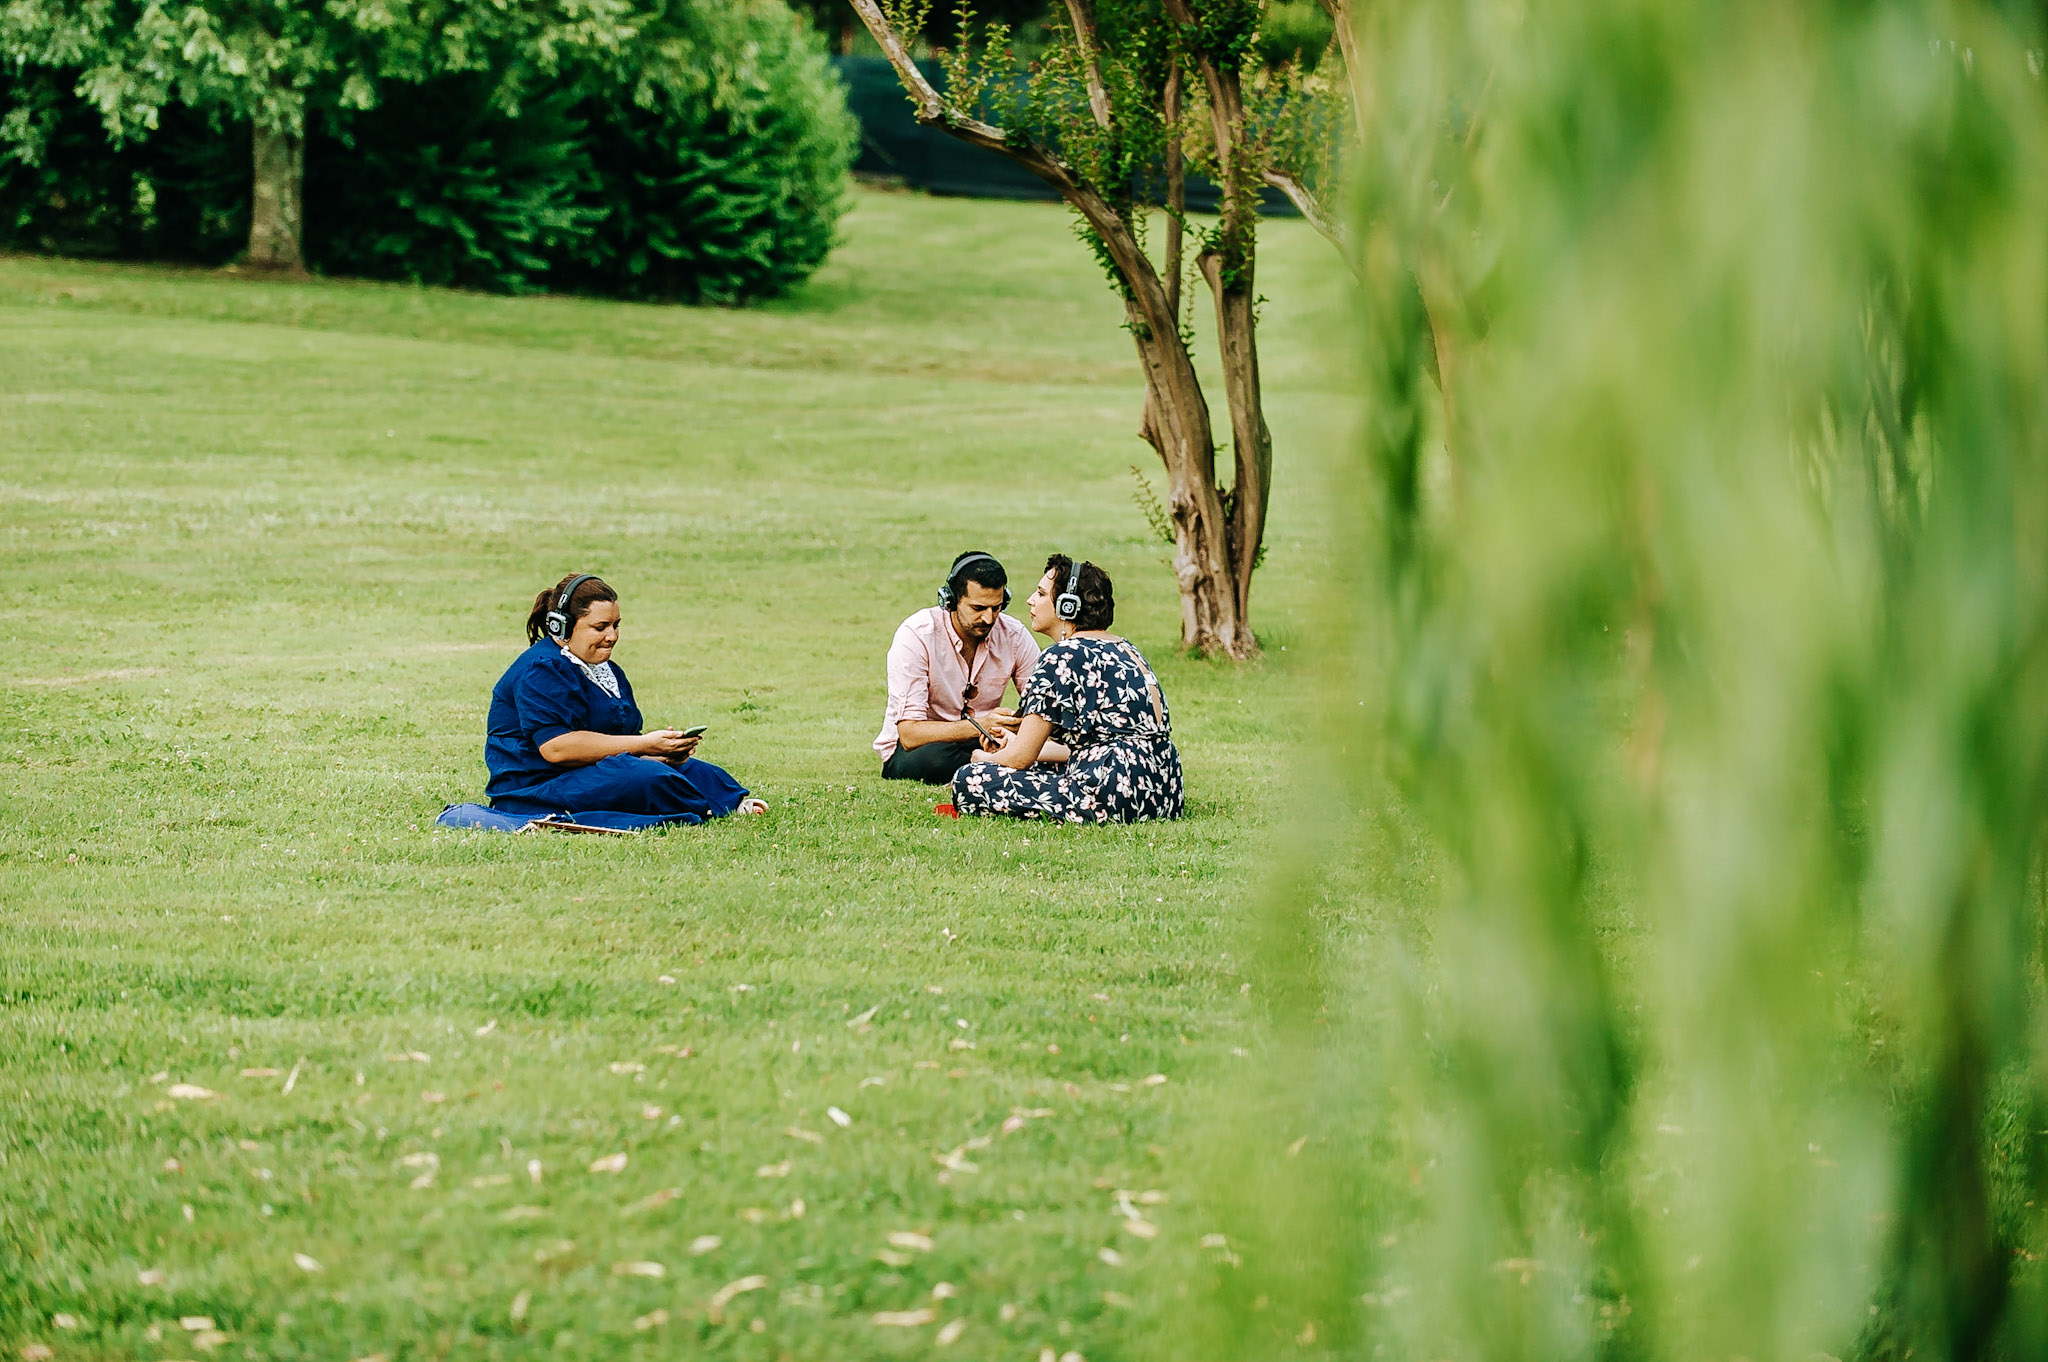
xmin=1 ymin=0 xmax=855 ymax=296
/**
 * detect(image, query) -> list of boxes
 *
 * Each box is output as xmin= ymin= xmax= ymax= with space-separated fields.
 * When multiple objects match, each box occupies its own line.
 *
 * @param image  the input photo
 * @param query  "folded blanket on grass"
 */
xmin=435 ymin=803 xmax=702 ymax=834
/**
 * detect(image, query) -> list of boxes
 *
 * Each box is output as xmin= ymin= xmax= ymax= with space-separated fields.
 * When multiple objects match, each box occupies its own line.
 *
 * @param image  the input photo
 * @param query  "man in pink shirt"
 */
xmin=875 ymin=551 xmax=1041 ymax=784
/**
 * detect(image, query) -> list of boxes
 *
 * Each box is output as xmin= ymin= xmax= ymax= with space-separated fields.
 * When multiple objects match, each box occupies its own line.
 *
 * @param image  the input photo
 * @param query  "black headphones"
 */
xmin=937 ymin=552 xmax=1009 ymax=611
xmin=544 ymin=574 xmax=604 ymax=642
xmin=1055 ymin=558 xmax=1085 ymax=622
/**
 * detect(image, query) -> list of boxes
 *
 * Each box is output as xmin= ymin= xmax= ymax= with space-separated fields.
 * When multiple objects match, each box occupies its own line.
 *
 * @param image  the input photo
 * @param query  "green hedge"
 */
xmin=557 ymin=41 xmax=857 ymax=304
xmin=0 ymin=2 xmax=856 ymax=303
xmin=0 ymin=64 xmax=250 ymax=265
xmin=303 ymin=76 xmax=602 ymax=297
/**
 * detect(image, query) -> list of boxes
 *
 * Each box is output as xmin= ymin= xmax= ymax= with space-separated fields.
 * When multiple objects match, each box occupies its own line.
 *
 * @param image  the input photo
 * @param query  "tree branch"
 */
xmin=1159 ymin=0 xmax=1250 ymax=201
xmin=1062 ymin=0 xmax=1113 ymax=131
xmin=843 ymin=0 xmax=1168 ymax=328
xmin=847 ymin=1 xmax=995 ymax=140
xmin=1260 ymin=168 xmax=1360 ymax=278
xmin=846 ymin=0 xmax=1087 ymax=193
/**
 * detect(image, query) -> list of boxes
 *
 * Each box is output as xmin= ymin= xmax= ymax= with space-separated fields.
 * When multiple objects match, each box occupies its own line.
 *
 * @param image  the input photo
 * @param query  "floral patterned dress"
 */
xmin=951 ymin=636 xmax=1185 ymax=824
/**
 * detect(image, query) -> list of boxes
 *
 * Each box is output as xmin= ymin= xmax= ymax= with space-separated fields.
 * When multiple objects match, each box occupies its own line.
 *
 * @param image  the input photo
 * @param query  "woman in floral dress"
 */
xmin=950 ymin=555 xmax=1184 ymax=824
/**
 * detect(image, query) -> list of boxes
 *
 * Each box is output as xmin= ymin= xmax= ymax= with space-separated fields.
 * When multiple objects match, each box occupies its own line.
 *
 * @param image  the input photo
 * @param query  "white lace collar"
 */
xmin=559 ymin=644 xmax=621 ymax=699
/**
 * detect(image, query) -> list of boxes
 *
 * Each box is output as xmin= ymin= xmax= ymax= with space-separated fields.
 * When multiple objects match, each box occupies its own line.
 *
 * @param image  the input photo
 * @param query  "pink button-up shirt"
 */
xmin=874 ymin=607 xmax=1041 ymax=760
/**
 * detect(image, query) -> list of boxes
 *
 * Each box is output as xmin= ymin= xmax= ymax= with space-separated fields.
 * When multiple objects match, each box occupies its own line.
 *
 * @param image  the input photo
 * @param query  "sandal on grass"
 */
xmin=933 ymin=803 xmax=960 ymax=819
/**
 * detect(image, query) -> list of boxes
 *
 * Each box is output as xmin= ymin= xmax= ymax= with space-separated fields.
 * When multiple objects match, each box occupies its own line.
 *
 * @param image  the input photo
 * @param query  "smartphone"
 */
xmin=682 ymin=724 xmax=709 ymax=738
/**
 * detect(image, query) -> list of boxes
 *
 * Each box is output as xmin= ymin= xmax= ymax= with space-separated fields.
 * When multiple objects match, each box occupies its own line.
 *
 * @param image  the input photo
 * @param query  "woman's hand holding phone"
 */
xmin=640 ymin=729 xmax=700 ymax=759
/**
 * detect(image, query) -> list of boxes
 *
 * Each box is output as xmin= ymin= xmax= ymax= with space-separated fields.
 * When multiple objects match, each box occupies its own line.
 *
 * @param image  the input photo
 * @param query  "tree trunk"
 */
xmin=1165 ymin=61 xmax=1184 ymax=318
xmin=1126 ymin=295 xmax=1250 ymax=657
xmin=1062 ymin=192 xmax=1249 ymax=656
xmin=247 ymin=121 xmax=305 ymax=274
xmin=1178 ymin=26 xmax=1269 ymax=651
xmin=1201 ymin=249 xmax=1273 ymax=627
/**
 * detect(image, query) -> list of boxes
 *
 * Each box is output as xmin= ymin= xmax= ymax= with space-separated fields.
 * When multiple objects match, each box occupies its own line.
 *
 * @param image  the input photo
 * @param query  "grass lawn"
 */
xmin=0 ymin=185 xmax=1356 ymax=1361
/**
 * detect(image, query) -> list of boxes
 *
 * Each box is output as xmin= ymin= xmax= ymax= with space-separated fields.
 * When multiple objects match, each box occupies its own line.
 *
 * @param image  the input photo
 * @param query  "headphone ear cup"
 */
xmin=547 ymin=574 xmax=601 ymax=644
xmin=1055 ymin=559 xmax=1084 ymax=622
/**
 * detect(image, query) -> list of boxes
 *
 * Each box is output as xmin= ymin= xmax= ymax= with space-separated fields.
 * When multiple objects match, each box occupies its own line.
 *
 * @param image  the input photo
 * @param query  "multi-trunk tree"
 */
xmin=849 ymin=0 xmax=1355 ymax=658
xmin=0 ymin=0 xmax=647 ymax=273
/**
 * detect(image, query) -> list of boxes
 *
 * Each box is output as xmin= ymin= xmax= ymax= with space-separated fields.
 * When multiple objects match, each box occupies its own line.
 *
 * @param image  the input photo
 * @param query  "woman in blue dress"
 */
xmin=951 ymin=556 xmax=1184 ymax=824
xmin=484 ymin=574 xmax=765 ymax=827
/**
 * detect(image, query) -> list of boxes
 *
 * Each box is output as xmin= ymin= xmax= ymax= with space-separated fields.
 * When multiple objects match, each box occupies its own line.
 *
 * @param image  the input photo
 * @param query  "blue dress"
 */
xmin=951 ymin=636 xmax=1185 ymax=823
xmin=484 ymin=639 xmax=750 ymax=827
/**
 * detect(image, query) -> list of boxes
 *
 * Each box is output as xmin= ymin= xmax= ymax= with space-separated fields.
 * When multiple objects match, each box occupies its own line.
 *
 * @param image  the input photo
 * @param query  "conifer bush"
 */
xmin=558 ymin=4 xmax=857 ymax=304
xmin=303 ymin=77 xmax=599 ymax=297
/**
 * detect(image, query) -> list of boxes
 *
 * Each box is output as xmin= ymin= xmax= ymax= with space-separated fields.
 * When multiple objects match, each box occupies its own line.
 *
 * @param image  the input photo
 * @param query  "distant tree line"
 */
xmin=0 ymin=1 xmax=857 ymax=303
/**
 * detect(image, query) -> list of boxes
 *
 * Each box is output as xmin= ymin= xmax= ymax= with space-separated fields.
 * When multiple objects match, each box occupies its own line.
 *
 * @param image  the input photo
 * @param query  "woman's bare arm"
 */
xmin=537 ymin=730 xmax=698 ymax=766
xmin=991 ymin=715 xmax=1054 ymax=769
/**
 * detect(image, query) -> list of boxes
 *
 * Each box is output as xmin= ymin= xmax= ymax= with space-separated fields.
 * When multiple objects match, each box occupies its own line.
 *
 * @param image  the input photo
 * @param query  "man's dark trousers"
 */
xmin=881 ymin=739 xmax=979 ymax=785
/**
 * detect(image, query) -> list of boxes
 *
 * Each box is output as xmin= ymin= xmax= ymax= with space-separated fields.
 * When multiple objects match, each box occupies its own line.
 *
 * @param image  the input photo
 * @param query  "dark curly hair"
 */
xmin=525 ymin=573 xmax=618 ymax=644
xmin=948 ymin=550 xmax=1008 ymax=601
xmin=1043 ymin=554 xmax=1114 ymax=632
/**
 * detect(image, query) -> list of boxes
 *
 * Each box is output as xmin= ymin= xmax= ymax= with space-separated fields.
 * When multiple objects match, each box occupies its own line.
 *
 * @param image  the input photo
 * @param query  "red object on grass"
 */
xmin=933 ymin=803 xmax=960 ymax=819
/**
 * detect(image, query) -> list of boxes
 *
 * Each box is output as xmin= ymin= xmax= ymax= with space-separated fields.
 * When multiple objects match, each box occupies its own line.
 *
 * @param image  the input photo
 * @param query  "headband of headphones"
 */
xmin=544 ymin=573 xmax=605 ymax=642
xmin=1054 ymin=557 xmax=1086 ymax=622
xmin=938 ymin=552 xmax=1010 ymax=611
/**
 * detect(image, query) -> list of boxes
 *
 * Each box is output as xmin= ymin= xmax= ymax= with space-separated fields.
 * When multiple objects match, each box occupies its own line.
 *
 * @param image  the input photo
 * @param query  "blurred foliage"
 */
xmin=1203 ymin=0 xmax=2048 ymax=1359
xmin=1253 ymin=0 xmax=1330 ymax=71
xmin=0 ymin=1 xmax=854 ymax=301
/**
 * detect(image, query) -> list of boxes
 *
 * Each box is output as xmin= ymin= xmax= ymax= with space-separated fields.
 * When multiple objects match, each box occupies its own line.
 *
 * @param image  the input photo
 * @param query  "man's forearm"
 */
xmin=896 ymin=718 xmax=980 ymax=749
